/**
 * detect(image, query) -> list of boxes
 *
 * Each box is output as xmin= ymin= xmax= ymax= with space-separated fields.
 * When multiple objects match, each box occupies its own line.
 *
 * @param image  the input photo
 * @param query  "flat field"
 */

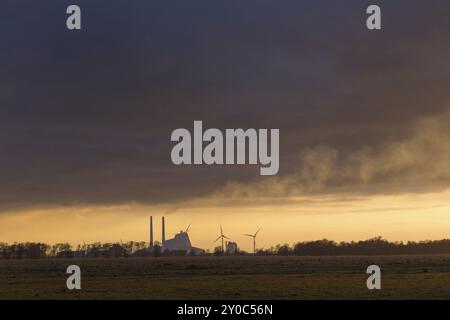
xmin=0 ymin=255 xmax=449 ymax=299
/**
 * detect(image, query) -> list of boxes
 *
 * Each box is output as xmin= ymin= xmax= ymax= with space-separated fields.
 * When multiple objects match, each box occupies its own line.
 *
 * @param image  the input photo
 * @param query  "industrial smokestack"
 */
xmin=150 ymin=216 xmax=153 ymax=247
xmin=162 ymin=216 xmax=165 ymax=243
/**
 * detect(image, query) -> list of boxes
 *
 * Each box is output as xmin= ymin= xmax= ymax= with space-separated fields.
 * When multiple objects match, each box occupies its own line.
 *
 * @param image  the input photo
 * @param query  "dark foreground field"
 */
xmin=0 ymin=255 xmax=449 ymax=299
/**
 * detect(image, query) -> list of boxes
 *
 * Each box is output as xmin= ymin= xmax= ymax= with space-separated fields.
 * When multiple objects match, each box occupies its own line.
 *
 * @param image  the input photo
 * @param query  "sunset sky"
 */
xmin=1 ymin=1 xmax=450 ymax=252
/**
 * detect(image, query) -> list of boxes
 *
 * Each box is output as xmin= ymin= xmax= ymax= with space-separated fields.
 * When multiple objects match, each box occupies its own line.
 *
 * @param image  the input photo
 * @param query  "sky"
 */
xmin=1 ymin=1 xmax=450 ymax=251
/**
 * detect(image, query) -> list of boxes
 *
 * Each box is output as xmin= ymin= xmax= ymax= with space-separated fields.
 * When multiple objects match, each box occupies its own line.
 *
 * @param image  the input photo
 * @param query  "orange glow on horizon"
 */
xmin=1 ymin=189 xmax=449 ymax=252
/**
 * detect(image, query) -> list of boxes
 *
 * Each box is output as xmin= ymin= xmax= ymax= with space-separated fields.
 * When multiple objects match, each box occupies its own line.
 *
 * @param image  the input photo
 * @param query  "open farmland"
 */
xmin=0 ymin=255 xmax=449 ymax=299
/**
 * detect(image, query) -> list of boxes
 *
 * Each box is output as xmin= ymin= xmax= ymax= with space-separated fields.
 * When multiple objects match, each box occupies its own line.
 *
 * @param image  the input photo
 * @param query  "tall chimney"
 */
xmin=162 ymin=216 xmax=165 ymax=243
xmin=150 ymin=216 xmax=153 ymax=247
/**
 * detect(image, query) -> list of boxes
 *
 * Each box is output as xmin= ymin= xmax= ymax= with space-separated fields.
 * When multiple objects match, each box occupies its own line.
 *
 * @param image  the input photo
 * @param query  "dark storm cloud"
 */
xmin=1 ymin=0 xmax=450 ymax=211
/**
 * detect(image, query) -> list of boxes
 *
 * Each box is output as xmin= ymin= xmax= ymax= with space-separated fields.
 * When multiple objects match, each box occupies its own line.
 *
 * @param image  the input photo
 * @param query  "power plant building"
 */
xmin=149 ymin=216 xmax=205 ymax=255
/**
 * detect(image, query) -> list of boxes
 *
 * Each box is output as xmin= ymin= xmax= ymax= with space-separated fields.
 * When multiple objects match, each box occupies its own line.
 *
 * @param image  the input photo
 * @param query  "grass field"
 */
xmin=0 ymin=255 xmax=449 ymax=299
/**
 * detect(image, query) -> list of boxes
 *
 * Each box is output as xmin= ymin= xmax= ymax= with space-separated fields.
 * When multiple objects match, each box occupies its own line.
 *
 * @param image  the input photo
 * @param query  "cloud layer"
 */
xmin=1 ymin=1 xmax=450 ymax=212
xmin=213 ymin=110 xmax=450 ymax=202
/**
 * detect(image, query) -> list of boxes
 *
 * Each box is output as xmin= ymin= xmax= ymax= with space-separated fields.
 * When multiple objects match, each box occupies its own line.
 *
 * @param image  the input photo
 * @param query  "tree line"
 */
xmin=255 ymin=237 xmax=450 ymax=256
xmin=1 ymin=237 xmax=450 ymax=259
xmin=0 ymin=241 xmax=147 ymax=259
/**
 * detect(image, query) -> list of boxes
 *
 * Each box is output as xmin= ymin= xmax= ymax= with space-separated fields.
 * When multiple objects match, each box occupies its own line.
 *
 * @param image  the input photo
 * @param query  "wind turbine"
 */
xmin=174 ymin=224 xmax=191 ymax=236
xmin=214 ymin=225 xmax=230 ymax=253
xmin=245 ymin=228 xmax=260 ymax=255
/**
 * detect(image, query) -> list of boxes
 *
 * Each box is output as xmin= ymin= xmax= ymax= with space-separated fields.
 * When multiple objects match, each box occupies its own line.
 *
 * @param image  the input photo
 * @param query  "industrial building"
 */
xmin=149 ymin=216 xmax=205 ymax=255
xmin=226 ymin=241 xmax=238 ymax=255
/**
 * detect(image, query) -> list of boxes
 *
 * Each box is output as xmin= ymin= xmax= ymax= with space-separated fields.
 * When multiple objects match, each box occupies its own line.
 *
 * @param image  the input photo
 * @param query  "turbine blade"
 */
xmin=214 ymin=236 xmax=222 ymax=242
xmin=254 ymin=228 xmax=261 ymax=237
xmin=220 ymin=224 xmax=223 ymax=235
xmin=185 ymin=224 xmax=191 ymax=233
xmin=223 ymin=236 xmax=231 ymax=240
xmin=244 ymin=234 xmax=253 ymax=237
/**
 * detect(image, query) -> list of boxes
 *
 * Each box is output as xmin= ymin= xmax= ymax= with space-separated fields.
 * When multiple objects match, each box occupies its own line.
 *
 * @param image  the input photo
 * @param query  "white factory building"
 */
xmin=149 ymin=216 xmax=205 ymax=255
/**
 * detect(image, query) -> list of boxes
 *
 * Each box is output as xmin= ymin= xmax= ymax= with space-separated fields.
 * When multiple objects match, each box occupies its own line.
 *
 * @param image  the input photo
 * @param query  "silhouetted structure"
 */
xmin=160 ymin=217 xmax=205 ymax=255
xmin=244 ymin=228 xmax=260 ymax=255
xmin=226 ymin=241 xmax=238 ymax=255
xmin=214 ymin=225 xmax=230 ymax=253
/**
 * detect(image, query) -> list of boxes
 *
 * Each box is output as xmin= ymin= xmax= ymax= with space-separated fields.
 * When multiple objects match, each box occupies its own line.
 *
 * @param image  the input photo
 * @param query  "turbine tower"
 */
xmin=214 ymin=225 xmax=230 ymax=253
xmin=245 ymin=228 xmax=260 ymax=255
